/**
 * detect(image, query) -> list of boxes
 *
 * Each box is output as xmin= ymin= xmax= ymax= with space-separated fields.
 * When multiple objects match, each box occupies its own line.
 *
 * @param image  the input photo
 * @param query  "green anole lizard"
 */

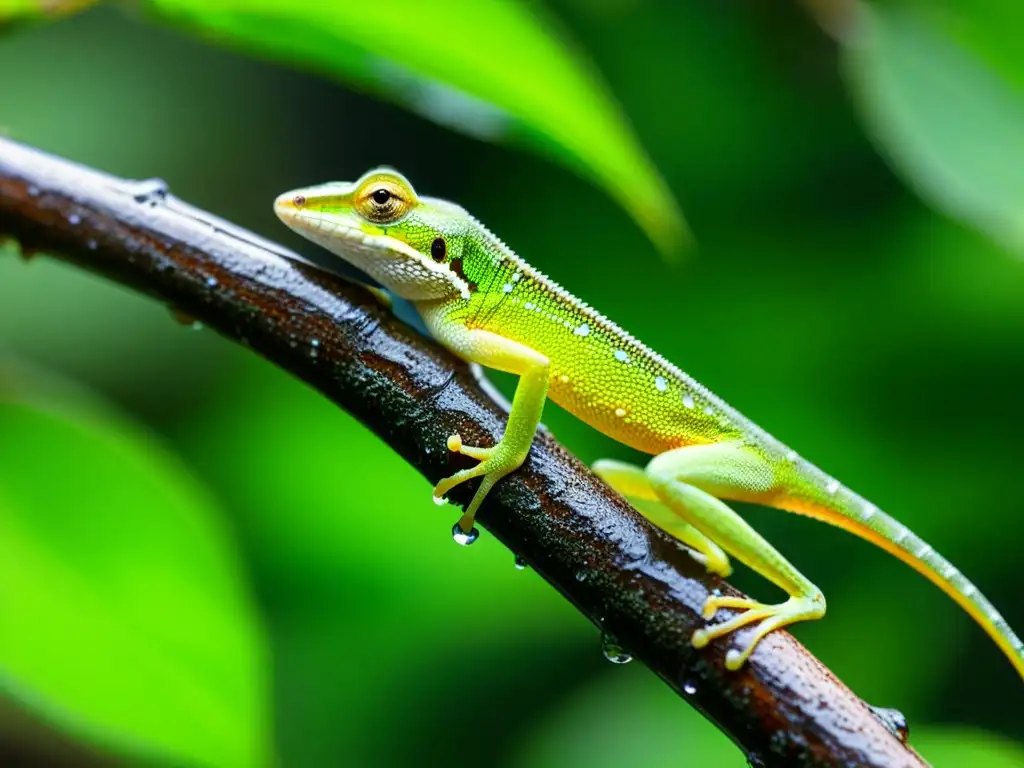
xmin=274 ymin=168 xmax=1024 ymax=678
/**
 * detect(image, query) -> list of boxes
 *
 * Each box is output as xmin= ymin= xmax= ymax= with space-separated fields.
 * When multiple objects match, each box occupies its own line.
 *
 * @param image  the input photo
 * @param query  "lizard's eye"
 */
xmin=431 ymin=237 xmax=446 ymax=261
xmin=357 ymin=180 xmax=410 ymax=223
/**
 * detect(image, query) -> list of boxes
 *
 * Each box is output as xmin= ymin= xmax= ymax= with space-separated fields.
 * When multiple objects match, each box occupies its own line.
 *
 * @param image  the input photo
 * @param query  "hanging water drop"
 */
xmin=451 ymin=523 xmax=479 ymax=546
xmin=514 ymin=555 xmax=527 ymax=571
xmin=601 ymin=634 xmax=632 ymax=664
xmin=132 ymin=178 xmax=168 ymax=204
xmin=432 ymin=494 xmax=447 ymax=507
xmin=682 ymin=680 xmax=698 ymax=695
xmin=869 ymin=705 xmax=909 ymax=743
xmin=170 ymin=308 xmax=202 ymax=329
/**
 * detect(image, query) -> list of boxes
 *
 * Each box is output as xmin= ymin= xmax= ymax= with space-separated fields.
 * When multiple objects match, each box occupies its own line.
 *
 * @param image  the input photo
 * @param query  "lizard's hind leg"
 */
xmin=593 ymin=459 xmax=731 ymax=577
xmin=642 ymin=443 xmax=826 ymax=670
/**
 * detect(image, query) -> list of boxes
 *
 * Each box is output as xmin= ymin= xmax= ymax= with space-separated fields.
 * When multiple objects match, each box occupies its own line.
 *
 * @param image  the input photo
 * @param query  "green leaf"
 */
xmin=140 ymin=0 xmax=686 ymax=256
xmin=0 ymin=399 xmax=269 ymax=767
xmin=843 ymin=4 xmax=1024 ymax=254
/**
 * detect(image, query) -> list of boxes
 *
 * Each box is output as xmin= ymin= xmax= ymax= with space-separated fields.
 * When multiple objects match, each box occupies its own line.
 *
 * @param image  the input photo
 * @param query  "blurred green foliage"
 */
xmin=0 ymin=397 xmax=268 ymax=767
xmin=844 ymin=3 xmax=1024 ymax=254
xmin=142 ymin=0 xmax=687 ymax=256
xmin=0 ymin=1 xmax=1022 ymax=767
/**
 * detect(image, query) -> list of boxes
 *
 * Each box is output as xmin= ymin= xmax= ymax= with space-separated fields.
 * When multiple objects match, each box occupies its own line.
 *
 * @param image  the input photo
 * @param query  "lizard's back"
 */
xmin=433 ymin=225 xmax=765 ymax=457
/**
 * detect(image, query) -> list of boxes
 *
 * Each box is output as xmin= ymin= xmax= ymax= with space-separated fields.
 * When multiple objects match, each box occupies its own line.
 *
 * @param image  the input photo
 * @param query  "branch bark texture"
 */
xmin=0 ymin=137 xmax=927 ymax=768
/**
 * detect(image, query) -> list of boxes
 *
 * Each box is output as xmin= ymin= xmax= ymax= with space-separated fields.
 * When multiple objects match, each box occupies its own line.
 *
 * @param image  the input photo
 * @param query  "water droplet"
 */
xmin=452 ymin=523 xmax=479 ymax=546
xmin=311 ymin=338 xmax=320 ymax=347
xmin=869 ymin=705 xmax=909 ymax=743
xmin=206 ymin=276 xmax=218 ymax=287
xmin=190 ymin=321 xmax=203 ymax=331
xmin=574 ymin=323 xmax=590 ymax=337
xmin=132 ymin=178 xmax=168 ymax=204
xmin=601 ymin=634 xmax=632 ymax=664
xmin=310 ymin=349 xmax=319 ymax=359
xmin=682 ymin=680 xmax=698 ymax=695
xmin=170 ymin=308 xmax=199 ymax=327
xmin=432 ymin=494 xmax=447 ymax=506
xmin=514 ymin=555 xmax=527 ymax=571
xmin=67 ymin=213 xmax=81 ymax=225
xmin=575 ymin=570 xmax=587 ymax=582
xmin=682 ymin=393 xmax=695 ymax=409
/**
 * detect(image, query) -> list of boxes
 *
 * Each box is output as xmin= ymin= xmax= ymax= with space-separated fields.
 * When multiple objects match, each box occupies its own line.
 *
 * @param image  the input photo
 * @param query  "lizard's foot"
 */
xmin=692 ymin=592 xmax=826 ymax=670
xmin=433 ymin=433 xmax=527 ymax=536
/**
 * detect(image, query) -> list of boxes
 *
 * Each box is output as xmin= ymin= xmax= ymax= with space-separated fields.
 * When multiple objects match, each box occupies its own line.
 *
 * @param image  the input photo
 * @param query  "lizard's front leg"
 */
xmin=431 ymin=329 xmax=550 ymax=539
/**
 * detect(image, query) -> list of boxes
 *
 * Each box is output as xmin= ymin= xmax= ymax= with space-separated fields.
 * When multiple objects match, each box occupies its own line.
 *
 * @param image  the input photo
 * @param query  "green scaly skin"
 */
xmin=275 ymin=168 xmax=1024 ymax=678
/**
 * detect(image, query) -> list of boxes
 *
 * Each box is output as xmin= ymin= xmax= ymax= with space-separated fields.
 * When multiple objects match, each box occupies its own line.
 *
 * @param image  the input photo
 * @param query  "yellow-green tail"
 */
xmin=784 ymin=482 xmax=1024 ymax=681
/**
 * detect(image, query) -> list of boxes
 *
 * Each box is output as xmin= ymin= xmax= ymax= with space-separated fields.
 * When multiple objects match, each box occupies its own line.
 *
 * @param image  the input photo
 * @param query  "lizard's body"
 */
xmin=275 ymin=168 xmax=1024 ymax=678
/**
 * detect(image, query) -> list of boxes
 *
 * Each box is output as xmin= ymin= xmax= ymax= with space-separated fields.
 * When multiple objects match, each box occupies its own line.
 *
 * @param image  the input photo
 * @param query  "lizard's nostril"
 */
xmin=293 ymin=195 xmax=306 ymax=207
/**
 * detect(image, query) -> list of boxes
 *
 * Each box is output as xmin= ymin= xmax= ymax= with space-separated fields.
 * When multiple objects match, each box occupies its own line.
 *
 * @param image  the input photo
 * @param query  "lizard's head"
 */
xmin=274 ymin=167 xmax=476 ymax=301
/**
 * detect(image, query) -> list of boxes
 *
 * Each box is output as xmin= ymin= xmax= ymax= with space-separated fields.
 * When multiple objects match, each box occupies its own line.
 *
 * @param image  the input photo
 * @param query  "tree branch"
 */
xmin=0 ymin=136 xmax=927 ymax=768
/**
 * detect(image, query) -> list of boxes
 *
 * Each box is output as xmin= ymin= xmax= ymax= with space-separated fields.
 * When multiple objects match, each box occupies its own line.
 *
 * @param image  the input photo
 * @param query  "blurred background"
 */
xmin=0 ymin=1 xmax=1022 ymax=766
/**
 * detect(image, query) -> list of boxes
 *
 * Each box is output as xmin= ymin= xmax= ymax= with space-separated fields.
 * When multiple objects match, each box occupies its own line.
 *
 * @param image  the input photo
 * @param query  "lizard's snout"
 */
xmin=273 ymin=191 xmax=304 ymax=222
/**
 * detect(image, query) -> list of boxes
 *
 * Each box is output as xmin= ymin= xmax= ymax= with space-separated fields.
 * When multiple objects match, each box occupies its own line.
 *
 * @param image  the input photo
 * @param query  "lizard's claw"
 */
xmin=691 ymin=593 xmax=826 ymax=670
xmin=445 ymin=433 xmax=495 ymax=461
xmin=433 ymin=432 xmax=527 ymax=535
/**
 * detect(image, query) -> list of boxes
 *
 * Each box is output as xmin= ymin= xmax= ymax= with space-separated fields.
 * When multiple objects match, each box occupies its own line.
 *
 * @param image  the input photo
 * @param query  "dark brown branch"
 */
xmin=0 ymin=136 xmax=927 ymax=768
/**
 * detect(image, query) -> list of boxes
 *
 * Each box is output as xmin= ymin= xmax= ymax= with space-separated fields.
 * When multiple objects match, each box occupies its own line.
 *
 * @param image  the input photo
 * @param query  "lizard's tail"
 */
xmin=780 ymin=478 xmax=1024 ymax=681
